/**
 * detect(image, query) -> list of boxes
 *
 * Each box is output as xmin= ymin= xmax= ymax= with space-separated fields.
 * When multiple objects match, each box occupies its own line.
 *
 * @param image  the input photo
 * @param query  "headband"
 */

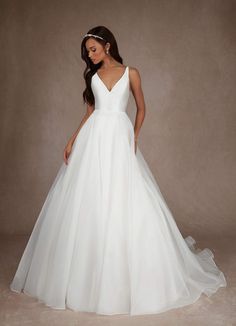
xmin=83 ymin=33 xmax=105 ymax=41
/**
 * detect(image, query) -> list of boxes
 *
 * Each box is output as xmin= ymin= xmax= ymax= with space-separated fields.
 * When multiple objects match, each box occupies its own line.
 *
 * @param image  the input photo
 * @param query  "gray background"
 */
xmin=0 ymin=0 xmax=235 ymax=238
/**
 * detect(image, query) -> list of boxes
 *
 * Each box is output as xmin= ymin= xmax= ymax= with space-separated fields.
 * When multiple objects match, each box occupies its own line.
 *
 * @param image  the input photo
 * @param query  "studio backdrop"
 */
xmin=0 ymin=0 xmax=235 ymax=237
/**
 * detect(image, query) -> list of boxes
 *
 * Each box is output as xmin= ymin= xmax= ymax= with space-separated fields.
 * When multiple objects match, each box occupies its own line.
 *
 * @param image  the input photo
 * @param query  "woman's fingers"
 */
xmin=63 ymin=143 xmax=73 ymax=165
xmin=63 ymin=149 xmax=68 ymax=165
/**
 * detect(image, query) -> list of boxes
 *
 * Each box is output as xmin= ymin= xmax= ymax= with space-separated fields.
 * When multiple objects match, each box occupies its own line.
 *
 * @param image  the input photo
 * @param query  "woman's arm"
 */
xmin=63 ymin=103 xmax=94 ymax=164
xmin=129 ymin=67 xmax=146 ymax=142
xmin=67 ymin=103 xmax=94 ymax=146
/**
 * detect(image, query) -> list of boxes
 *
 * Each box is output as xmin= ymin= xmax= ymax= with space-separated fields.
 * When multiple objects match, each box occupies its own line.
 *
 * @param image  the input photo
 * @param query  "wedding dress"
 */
xmin=10 ymin=66 xmax=227 ymax=315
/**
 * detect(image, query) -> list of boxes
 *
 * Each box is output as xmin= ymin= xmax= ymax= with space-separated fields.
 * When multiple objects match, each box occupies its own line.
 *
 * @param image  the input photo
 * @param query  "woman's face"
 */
xmin=85 ymin=38 xmax=108 ymax=64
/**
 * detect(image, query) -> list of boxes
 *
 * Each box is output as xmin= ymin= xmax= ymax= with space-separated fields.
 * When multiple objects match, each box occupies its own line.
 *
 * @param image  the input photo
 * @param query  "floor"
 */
xmin=0 ymin=235 xmax=235 ymax=326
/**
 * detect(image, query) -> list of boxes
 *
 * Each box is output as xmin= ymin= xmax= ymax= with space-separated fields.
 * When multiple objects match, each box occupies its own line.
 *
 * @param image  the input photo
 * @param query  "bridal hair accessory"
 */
xmin=83 ymin=33 xmax=105 ymax=41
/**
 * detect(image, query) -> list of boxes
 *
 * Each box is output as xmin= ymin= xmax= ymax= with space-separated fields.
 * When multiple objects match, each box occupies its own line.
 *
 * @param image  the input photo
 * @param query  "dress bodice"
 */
xmin=91 ymin=66 xmax=130 ymax=113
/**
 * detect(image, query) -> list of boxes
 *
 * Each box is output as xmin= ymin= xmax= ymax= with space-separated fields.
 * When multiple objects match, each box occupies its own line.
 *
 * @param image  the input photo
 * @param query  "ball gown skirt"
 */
xmin=10 ymin=66 xmax=227 ymax=315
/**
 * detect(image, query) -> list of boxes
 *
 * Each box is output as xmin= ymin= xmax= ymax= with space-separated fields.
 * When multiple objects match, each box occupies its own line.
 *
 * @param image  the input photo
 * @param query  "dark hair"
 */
xmin=81 ymin=26 xmax=123 ymax=106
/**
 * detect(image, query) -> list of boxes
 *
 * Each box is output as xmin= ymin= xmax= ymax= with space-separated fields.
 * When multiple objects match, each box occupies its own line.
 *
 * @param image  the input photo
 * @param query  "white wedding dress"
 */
xmin=10 ymin=66 xmax=227 ymax=315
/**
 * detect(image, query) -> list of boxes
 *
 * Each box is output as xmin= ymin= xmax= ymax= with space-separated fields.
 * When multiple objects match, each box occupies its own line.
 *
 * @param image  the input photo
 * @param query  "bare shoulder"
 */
xmin=128 ymin=66 xmax=141 ymax=77
xmin=128 ymin=66 xmax=142 ymax=89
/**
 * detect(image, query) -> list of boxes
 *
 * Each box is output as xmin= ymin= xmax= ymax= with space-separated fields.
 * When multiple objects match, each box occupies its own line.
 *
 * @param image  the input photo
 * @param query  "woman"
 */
xmin=10 ymin=25 xmax=227 ymax=316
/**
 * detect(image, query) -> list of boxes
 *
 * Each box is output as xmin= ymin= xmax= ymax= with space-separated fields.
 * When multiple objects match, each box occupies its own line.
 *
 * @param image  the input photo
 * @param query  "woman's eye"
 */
xmin=87 ymin=49 xmax=96 ymax=54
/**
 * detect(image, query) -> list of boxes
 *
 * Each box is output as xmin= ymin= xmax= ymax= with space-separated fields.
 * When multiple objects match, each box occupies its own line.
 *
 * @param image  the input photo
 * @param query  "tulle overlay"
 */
xmin=10 ymin=66 xmax=226 ymax=315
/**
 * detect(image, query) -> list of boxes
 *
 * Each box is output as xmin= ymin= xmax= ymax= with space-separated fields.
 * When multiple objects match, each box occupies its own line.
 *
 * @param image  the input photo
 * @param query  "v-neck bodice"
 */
xmin=91 ymin=66 xmax=130 ymax=113
xmin=96 ymin=66 xmax=128 ymax=92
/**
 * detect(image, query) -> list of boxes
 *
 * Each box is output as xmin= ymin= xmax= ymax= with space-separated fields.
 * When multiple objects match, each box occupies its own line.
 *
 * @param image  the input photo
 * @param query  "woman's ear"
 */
xmin=105 ymin=42 xmax=110 ymax=51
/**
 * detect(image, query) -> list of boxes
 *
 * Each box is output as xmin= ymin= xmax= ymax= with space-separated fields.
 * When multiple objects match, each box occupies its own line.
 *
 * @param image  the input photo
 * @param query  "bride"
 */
xmin=10 ymin=25 xmax=227 ymax=316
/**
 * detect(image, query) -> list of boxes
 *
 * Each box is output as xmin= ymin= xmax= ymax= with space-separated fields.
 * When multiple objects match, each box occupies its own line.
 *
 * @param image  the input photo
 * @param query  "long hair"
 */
xmin=81 ymin=26 xmax=123 ymax=106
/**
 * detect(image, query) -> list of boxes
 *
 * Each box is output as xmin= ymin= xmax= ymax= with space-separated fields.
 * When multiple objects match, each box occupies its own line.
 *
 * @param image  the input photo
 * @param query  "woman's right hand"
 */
xmin=63 ymin=141 xmax=73 ymax=165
